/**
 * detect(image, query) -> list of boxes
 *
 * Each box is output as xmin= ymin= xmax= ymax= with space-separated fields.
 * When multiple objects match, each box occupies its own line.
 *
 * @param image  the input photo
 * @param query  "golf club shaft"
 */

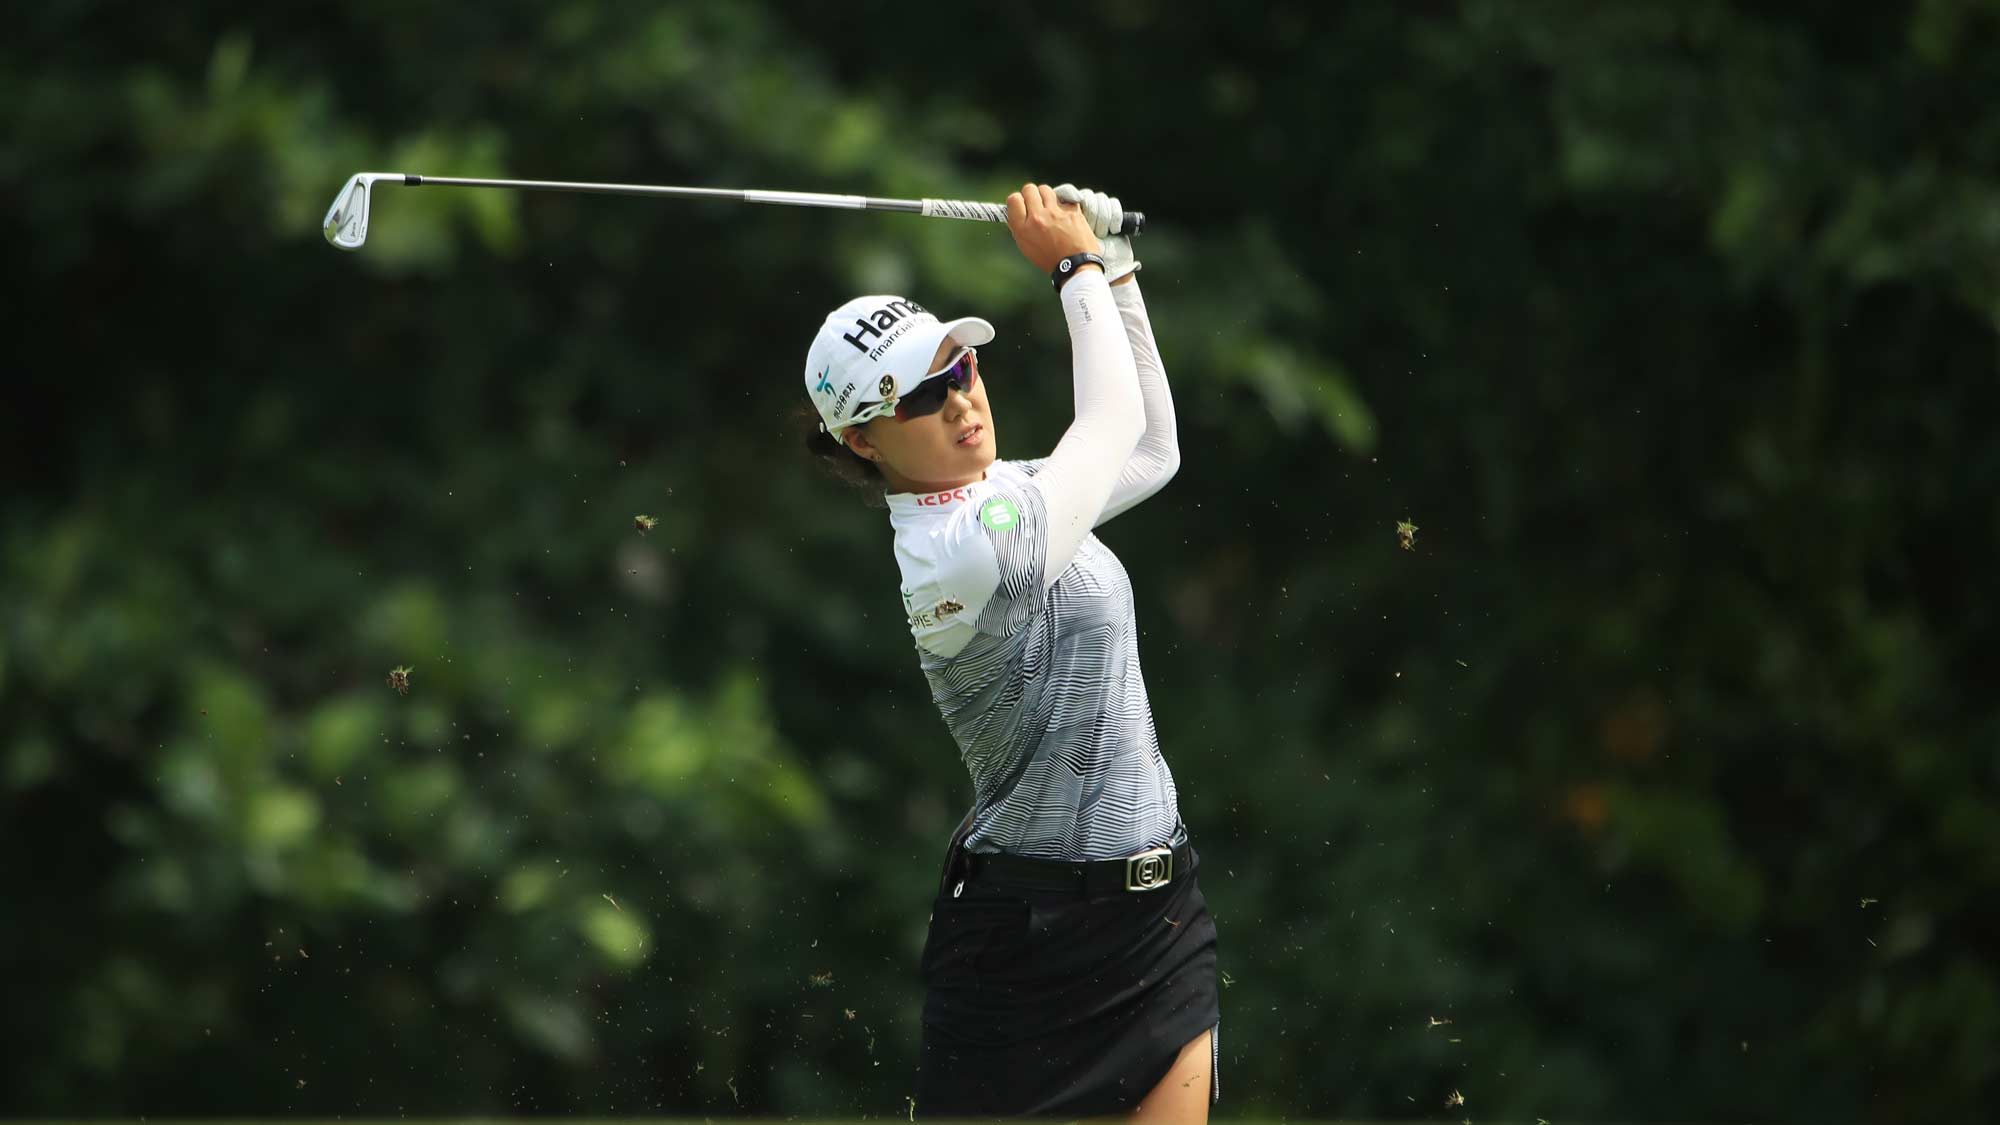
xmin=402 ymin=174 xmax=1145 ymax=234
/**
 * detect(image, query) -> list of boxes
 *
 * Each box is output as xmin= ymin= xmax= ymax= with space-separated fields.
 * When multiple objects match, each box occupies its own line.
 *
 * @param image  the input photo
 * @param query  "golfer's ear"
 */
xmin=843 ymin=427 xmax=880 ymax=462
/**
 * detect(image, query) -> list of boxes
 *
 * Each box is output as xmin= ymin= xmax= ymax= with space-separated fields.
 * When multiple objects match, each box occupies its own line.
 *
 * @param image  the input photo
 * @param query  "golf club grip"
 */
xmin=919 ymin=198 xmax=1147 ymax=236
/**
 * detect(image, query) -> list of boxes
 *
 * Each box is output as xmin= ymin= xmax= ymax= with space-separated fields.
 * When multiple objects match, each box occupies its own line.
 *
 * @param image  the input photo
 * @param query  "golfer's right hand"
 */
xmin=1006 ymin=182 xmax=1102 ymax=275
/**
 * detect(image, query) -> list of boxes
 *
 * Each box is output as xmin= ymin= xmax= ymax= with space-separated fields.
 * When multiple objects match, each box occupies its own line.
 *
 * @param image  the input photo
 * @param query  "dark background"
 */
xmin=5 ymin=1 xmax=1998 ymax=1120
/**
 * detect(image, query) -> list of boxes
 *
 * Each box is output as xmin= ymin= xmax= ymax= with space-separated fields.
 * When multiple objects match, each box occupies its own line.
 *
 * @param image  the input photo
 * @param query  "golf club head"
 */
xmin=323 ymin=173 xmax=398 ymax=250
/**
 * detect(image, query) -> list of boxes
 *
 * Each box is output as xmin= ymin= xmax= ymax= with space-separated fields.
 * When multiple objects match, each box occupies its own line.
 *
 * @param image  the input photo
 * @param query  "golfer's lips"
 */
xmin=955 ymin=423 xmax=985 ymax=447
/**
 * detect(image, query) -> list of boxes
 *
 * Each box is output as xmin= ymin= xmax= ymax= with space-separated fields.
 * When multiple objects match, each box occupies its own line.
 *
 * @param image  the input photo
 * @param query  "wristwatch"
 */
xmin=1050 ymin=252 xmax=1107 ymax=291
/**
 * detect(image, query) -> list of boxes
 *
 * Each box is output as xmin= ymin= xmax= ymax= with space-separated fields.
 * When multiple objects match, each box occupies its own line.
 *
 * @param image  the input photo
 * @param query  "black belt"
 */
xmin=959 ymin=840 xmax=1196 ymax=896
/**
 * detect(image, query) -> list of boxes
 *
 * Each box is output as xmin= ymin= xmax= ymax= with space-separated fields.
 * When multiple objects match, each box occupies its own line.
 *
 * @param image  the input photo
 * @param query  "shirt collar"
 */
xmin=884 ymin=470 xmax=996 ymax=514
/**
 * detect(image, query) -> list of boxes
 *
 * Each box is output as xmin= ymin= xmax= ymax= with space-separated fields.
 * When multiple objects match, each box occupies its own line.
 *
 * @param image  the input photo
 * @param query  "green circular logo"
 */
xmin=980 ymin=497 xmax=1020 ymax=531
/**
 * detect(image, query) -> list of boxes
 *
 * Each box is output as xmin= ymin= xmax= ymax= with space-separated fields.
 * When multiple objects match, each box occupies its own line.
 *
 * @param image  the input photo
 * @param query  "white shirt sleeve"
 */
xmin=1094 ymin=278 xmax=1180 ymax=525
xmin=1021 ymin=270 xmax=1144 ymax=589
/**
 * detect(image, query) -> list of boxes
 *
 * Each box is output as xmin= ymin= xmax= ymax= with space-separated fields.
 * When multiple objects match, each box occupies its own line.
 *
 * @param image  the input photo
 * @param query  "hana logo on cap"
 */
xmin=803 ymin=294 xmax=996 ymax=436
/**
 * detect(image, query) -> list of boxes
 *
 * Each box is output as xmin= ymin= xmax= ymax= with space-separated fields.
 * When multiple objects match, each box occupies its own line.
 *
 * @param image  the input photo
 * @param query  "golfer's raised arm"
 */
xmin=1094 ymin=279 xmax=1179 ymax=524
xmin=1049 ymin=184 xmax=1179 ymax=527
xmin=1002 ymin=183 xmax=1145 ymax=589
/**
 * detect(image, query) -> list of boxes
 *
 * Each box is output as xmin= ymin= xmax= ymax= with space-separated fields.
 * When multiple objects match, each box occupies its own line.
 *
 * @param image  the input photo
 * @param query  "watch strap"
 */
xmin=1050 ymin=252 xmax=1108 ymax=290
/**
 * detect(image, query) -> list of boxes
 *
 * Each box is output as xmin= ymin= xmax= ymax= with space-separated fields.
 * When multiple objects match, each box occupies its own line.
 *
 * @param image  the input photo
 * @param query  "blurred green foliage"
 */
xmin=5 ymin=1 xmax=1999 ymax=1121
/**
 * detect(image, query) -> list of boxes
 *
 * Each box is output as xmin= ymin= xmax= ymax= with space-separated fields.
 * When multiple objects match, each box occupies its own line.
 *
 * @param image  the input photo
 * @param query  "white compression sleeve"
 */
xmin=1096 ymin=279 xmax=1181 ymax=525
xmin=1030 ymin=269 xmax=1145 ymax=590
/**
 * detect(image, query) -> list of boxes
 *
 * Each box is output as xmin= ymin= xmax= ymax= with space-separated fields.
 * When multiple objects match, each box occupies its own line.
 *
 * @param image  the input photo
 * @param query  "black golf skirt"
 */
xmin=915 ymin=842 xmax=1221 ymax=1119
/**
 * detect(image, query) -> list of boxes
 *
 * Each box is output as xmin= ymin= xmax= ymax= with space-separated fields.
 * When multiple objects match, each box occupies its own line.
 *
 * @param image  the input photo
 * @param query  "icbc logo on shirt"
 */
xmin=918 ymin=488 xmax=970 ymax=507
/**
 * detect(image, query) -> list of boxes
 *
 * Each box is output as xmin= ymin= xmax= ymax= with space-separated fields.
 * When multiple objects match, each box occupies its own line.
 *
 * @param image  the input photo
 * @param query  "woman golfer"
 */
xmin=802 ymin=182 xmax=1217 ymax=1120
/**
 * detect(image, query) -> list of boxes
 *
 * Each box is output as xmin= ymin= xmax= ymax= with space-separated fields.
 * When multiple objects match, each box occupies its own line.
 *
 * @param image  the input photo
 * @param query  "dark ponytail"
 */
xmin=799 ymin=403 xmax=887 ymax=507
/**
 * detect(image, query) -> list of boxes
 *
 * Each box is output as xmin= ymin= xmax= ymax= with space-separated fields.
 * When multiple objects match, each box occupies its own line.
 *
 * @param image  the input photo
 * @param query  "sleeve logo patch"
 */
xmin=979 ymin=497 xmax=1020 ymax=531
xmin=909 ymin=597 xmax=966 ymax=631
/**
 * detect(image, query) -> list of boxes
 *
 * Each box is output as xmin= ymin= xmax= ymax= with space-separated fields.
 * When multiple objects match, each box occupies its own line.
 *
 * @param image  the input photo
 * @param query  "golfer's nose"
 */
xmin=943 ymin=386 xmax=974 ymax=420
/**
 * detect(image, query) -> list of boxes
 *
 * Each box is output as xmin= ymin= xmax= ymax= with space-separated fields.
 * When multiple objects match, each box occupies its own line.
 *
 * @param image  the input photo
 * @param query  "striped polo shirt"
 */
xmin=888 ymin=458 xmax=1184 ymax=860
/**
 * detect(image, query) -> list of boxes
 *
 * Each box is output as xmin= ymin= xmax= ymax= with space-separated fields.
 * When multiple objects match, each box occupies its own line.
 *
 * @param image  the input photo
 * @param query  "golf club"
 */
xmin=322 ymin=172 xmax=1146 ymax=250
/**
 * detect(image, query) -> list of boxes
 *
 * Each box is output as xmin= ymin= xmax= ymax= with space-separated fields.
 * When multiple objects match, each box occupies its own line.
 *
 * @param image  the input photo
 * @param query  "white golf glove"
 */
xmin=1055 ymin=183 xmax=1140 ymax=282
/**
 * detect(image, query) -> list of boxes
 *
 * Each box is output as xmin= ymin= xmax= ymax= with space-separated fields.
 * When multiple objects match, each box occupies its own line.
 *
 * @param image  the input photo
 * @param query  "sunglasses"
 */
xmin=893 ymin=346 xmax=979 ymax=422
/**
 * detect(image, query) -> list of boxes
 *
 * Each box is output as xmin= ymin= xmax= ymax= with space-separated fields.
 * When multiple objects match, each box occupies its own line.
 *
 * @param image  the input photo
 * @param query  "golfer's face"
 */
xmin=865 ymin=338 xmax=996 ymax=486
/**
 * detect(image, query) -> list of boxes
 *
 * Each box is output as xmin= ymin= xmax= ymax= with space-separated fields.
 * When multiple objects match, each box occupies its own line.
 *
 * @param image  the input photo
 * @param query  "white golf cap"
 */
xmin=804 ymin=295 xmax=994 ymax=436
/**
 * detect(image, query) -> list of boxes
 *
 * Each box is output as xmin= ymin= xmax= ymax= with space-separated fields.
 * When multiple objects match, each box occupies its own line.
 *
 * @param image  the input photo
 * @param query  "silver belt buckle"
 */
xmin=1124 ymin=846 xmax=1174 ymax=892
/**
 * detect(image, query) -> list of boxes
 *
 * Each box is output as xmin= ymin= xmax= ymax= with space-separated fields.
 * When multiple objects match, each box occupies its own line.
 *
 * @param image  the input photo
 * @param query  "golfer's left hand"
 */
xmin=1055 ymin=184 xmax=1139 ymax=283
